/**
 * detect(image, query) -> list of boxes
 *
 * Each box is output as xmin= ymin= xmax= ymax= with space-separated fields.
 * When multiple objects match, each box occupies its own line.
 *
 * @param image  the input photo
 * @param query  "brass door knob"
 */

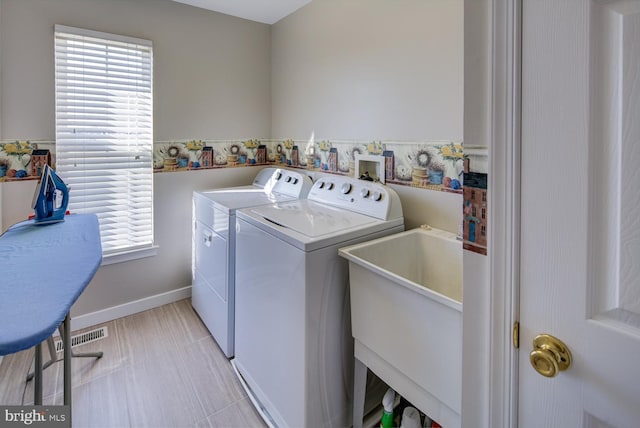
xmin=529 ymin=334 xmax=572 ymax=378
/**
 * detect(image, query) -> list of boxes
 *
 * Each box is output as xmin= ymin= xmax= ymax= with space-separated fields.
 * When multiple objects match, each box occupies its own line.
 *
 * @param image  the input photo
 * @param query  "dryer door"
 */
xmin=194 ymin=220 xmax=227 ymax=301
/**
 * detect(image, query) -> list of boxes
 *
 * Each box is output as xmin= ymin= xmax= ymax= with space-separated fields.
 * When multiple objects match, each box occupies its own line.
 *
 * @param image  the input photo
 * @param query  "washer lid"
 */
xmin=196 ymin=187 xmax=295 ymax=212
xmin=248 ymin=200 xmax=378 ymax=238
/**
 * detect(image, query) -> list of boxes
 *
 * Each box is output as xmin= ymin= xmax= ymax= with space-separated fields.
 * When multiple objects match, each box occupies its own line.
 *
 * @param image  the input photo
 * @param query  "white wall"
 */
xmin=271 ymin=0 xmax=463 ymax=231
xmin=1 ymin=0 xmax=464 ymax=318
xmin=0 ymin=0 xmax=271 ymax=140
xmin=0 ymin=0 xmax=272 ymax=316
xmin=0 ymin=2 xmax=3 ymax=233
xmin=271 ymin=0 xmax=463 ymax=142
xmin=0 ymin=0 xmax=2 ymax=138
xmin=462 ymin=0 xmax=492 ymax=426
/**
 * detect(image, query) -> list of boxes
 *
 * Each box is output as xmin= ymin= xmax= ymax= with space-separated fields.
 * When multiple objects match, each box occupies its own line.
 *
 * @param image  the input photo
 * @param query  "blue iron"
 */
xmin=32 ymin=165 xmax=69 ymax=224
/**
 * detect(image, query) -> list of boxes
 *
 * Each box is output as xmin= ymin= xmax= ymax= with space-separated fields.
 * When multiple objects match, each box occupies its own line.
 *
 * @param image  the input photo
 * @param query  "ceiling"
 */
xmin=171 ymin=0 xmax=311 ymax=24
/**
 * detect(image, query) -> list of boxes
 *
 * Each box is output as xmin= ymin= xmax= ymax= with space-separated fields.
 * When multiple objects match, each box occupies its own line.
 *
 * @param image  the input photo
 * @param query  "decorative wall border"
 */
xmin=152 ymin=139 xmax=464 ymax=193
xmin=0 ymin=140 xmax=56 ymax=181
xmin=0 ymin=139 xmax=465 ymax=194
xmin=462 ymin=145 xmax=489 ymax=255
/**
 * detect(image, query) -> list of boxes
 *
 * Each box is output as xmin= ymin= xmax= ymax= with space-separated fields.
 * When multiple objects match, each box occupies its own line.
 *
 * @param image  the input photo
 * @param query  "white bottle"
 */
xmin=400 ymin=406 xmax=421 ymax=428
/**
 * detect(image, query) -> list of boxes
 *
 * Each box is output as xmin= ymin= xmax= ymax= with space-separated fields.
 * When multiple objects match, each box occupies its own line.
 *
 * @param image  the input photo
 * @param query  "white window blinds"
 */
xmin=55 ymin=25 xmax=154 ymax=256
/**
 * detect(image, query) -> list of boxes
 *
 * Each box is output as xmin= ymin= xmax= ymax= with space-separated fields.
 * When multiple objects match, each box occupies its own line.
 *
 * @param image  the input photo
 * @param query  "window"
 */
xmin=55 ymin=25 xmax=154 ymax=260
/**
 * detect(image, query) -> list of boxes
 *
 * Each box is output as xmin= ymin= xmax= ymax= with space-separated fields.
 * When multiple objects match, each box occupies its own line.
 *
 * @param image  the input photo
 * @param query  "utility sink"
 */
xmin=339 ymin=226 xmax=462 ymax=427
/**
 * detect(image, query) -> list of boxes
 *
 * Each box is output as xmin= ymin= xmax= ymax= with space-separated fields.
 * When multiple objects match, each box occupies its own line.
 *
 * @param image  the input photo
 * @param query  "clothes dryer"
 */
xmin=233 ymin=176 xmax=404 ymax=427
xmin=192 ymin=168 xmax=312 ymax=358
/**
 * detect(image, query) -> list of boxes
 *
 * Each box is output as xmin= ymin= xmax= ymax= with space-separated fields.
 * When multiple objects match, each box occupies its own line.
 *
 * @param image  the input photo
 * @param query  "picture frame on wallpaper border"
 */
xmin=354 ymin=154 xmax=385 ymax=184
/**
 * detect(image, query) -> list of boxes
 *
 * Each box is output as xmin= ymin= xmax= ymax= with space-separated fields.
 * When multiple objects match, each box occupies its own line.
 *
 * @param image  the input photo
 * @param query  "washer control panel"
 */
xmin=308 ymin=176 xmax=402 ymax=220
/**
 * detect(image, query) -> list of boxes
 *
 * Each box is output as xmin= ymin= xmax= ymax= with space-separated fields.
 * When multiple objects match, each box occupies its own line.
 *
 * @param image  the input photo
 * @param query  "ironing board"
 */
xmin=0 ymin=213 xmax=102 ymax=418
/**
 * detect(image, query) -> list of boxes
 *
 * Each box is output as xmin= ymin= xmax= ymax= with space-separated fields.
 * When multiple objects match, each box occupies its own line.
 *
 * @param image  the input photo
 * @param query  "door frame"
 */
xmin=487 ymin=0 xmax=521 ymax=426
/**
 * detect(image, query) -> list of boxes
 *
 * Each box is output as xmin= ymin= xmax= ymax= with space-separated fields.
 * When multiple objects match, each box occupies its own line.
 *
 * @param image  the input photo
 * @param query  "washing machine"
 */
xmin=233 ymin=175 xmax=404 ymax=428
xmin=192 ymin=167 xmax=313 ymax=358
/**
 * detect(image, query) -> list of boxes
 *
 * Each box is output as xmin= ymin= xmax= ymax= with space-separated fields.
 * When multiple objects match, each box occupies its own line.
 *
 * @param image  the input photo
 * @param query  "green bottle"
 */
xmin=380 ymin=388 xmax=395 ymax=428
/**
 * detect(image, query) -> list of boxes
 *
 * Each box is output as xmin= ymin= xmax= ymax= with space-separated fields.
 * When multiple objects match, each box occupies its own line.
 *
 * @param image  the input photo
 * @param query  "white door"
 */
xmin=519 ymin=0 xmax=640 ymax=426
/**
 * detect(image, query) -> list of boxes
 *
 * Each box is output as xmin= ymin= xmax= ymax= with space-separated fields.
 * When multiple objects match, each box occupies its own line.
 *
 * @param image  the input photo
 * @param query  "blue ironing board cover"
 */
xmin=0 ymin=214 xmax=102 ymax=356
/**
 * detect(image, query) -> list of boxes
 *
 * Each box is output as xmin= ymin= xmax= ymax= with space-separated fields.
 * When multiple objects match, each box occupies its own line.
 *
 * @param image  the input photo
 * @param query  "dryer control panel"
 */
xmin=308 ymin=176 xmax=403 ymax=220
xmin=258 ymin=168 xmax=313 ymax=198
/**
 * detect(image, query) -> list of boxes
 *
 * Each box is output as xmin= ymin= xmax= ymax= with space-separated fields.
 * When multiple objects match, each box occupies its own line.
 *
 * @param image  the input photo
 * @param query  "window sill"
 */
xmin=101 ymin=245 xmax=159 ymax=266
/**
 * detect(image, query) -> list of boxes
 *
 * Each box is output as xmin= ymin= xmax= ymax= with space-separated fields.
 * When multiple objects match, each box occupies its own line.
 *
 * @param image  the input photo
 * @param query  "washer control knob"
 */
xmin=285 ymin=176 xmax=292 ymax=183
xmin=326 ymin=182 xmax=334 ymax=190
xmin=372 ymin=191 xmax=383 ymax=201
xmin=275 ymin=172 xmax=282 ymax=180
xmin=318 ymin=181 xmax=325 ymax=189
xmin=293 ymin=178 xmax=299 ymax=185
xmin=360 ymin=188 xmax=370 ymax=198
xmin=341 ymin=183 xmax=352 ymax=194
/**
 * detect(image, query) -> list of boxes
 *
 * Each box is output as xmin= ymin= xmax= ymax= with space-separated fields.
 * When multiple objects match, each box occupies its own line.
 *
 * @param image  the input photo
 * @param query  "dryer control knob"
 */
xmin=360 ymin=188 xmax=370 ymax=198
xmin=341 ymin=183 xmax=352 ymax=194
xmin=326 ymin=182 xmax=334 ymax=190
xmin=275 ymin=172 xmax=282 ymax=180
xmin=293 ymin=178 xmax=299 ymax=185
xmin=372 ymin=191 xmax=383 ymax=201
xmin=285 ymin=176 xmax=292 ymax=183
xmin=318 ymin=181 xmax=325 ymax=189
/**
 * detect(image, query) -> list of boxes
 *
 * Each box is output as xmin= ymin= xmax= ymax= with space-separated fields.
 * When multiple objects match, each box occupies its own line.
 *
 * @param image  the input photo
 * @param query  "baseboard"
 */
xmin=70 ymin=286 xmax=192 ymax=332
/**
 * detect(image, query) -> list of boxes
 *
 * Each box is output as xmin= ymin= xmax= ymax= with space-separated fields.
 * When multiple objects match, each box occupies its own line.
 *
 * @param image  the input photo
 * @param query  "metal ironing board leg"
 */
xmin=27 ymin=321 xmax=103 ymax=382
xmin=34 ymin=343 xmax=42 ymax=405
xmin=63 ymin=313 xmax=71 ymax=426
xmin=60 ymin=322 xmax=104 ymax=359
xmin=26 ymin=337 xmax=58 ymax=381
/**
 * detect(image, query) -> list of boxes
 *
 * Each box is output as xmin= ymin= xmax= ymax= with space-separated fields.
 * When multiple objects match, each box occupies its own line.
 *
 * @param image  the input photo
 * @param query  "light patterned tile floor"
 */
xmin=0 ymin=300 xmax=266 ymax=428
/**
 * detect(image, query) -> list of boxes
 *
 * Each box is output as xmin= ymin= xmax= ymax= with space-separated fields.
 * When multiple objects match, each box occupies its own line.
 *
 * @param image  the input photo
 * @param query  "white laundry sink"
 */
xmin=339 ymin=226 xmax=462 ymax=427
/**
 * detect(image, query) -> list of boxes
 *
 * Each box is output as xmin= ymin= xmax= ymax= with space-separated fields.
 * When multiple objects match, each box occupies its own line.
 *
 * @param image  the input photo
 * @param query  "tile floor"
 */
xmin=0 ymin=299 xmax=266 ymax=428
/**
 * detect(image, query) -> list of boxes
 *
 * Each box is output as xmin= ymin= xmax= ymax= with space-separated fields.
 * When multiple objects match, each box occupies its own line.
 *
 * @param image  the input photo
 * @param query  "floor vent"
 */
xmin=54 ymin=326 xmax=108 ymax=352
